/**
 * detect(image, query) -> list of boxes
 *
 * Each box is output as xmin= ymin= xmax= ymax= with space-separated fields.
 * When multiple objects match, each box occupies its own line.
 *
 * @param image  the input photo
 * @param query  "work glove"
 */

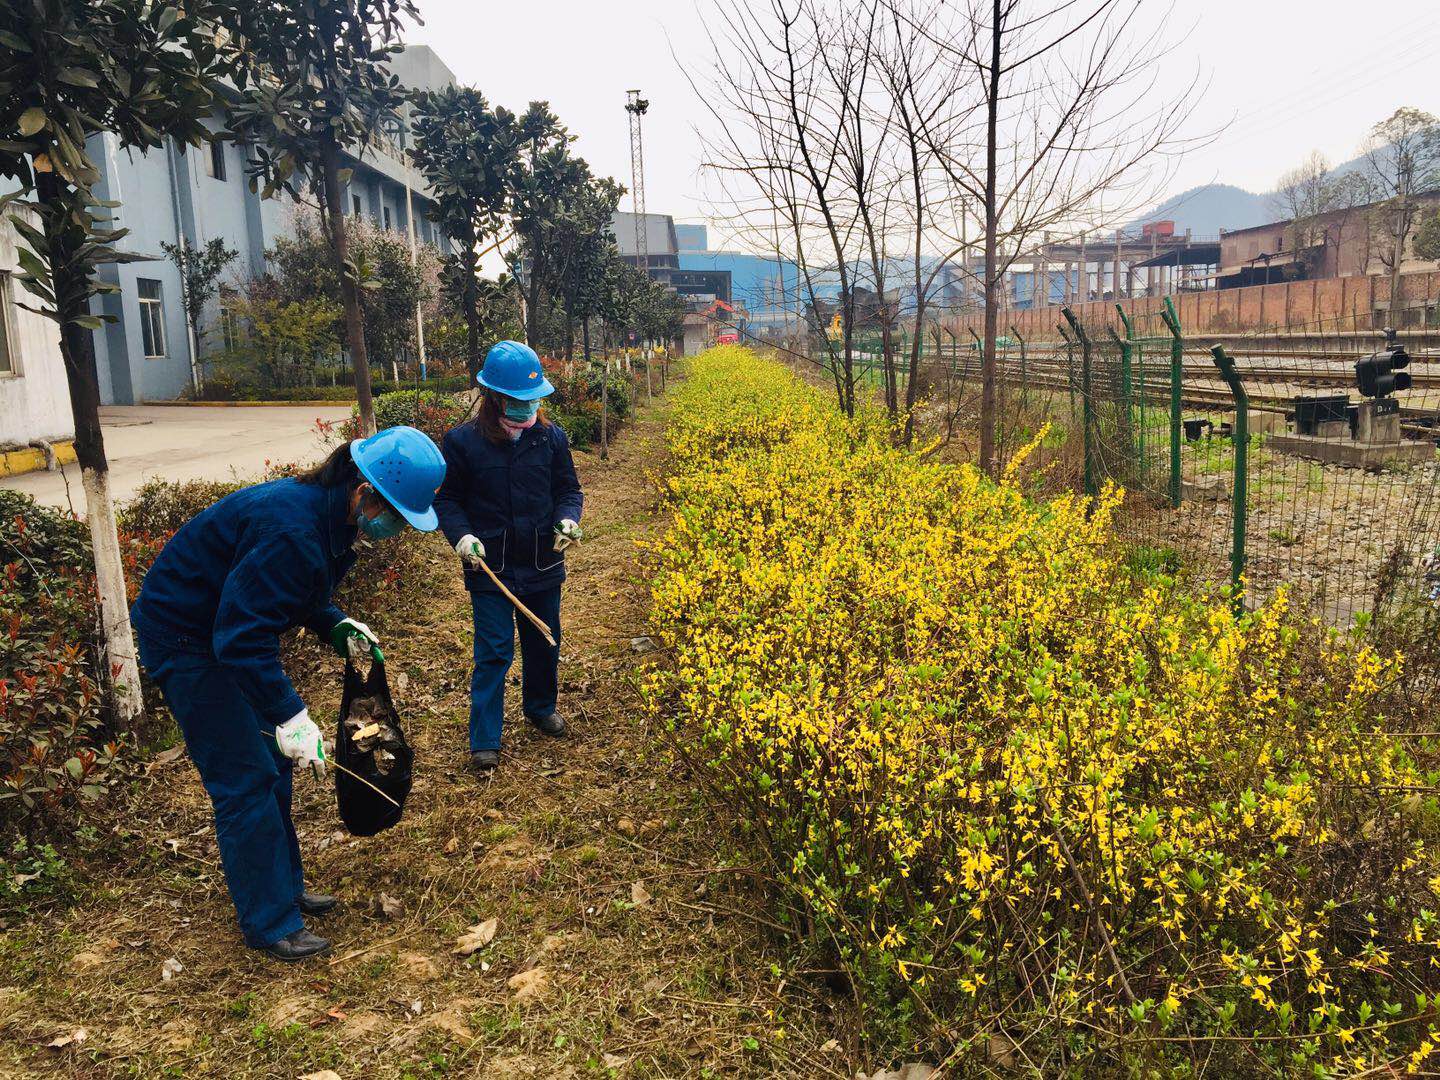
xmin=328 ymin=617 xmax=383 ymax=663
xmin=553 ymin=519 xmax=584 ymax=552
xmin=275 ymin=709 xmax=328 ymax=781
xmin=456 ymin=534 xmax=486 ymax=568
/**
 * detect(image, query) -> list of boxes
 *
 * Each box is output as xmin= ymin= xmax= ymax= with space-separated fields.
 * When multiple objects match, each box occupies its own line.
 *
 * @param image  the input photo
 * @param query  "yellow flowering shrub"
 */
xmin=645 ymin=346 xmax=1440 ymax=1073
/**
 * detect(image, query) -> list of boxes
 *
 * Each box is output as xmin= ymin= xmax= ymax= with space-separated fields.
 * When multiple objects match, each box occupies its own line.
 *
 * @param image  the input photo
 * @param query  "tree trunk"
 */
xmin=320 ymin=134 xmax=375 ymax=436
xmin=1390 ymin=193 xmax=1408 ymax=327
xmin=524 ymin=246 xmax=544 ymax=347
xmin=61 ymin=320 xmax=143 ymax=724
xmin=463 ymin=238 xmax=481 ymax=380
xmin=979 ymin=0 xmax=1002 ymax=478
xmin=600 ymin=355 xmax=609 ymax=461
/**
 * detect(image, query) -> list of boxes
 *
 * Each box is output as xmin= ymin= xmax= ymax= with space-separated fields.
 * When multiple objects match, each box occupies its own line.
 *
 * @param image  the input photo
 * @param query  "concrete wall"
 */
xmin=0 ymin=206 xmax=73 ymax=449
xmin=945 ymin=268 xmax=1440 ymax=342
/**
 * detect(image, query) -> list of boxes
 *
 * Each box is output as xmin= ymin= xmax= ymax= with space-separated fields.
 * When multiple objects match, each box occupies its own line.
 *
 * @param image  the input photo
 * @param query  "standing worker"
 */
xmin=130 ymin=427 xmax=446 ymax=961
xmin=435 ymin=340 xmax=584 ymax=774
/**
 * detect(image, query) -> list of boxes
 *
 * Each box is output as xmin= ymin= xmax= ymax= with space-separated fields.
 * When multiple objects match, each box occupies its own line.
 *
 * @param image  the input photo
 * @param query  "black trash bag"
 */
xmin=334 ymin=659 xmax=414 ymax=836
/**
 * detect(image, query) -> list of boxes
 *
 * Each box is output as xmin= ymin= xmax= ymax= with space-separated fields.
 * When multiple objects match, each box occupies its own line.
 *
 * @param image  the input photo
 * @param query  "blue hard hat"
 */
xmin=477 ymin=340 xmax=555 ymax=401
xmin=350 ymin=425 xmax=446 ymax=532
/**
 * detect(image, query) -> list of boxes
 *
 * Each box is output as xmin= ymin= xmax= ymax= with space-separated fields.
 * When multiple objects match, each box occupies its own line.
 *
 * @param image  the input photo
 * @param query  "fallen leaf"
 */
xmin=399 ymin=951 xmax=440 ymax=980
xmin=44 ymin=1028 xmax=87 ymax=1050
xmin=69 ymin=951 xmax=104 ymax=970
xmin=454 ymin=918 xmax=498 ymax=956
xmin=443 ymin=836 xmax=459 ymax=855
xmin=630 ymin=881 xmax=652 ymax=907
xmin=160 ymin=956 xmax=183 ymax=982
xmin=299 ymin=1071 xmax=343 ymax=1080
xmin=151 ymin=745 xmax=185 ymax=767
xmin=820 ymin=1039 xmax=841 ymax=1053
xmin=602 ymin=1052 xmax=626 ymax=1068
xmin=507 ymin=966 xmax=549 ymax=1000
xmin=376 ymin=892 xmax=404 ymax=919
xmin=615 ymin=818 xmax=636 ymax=836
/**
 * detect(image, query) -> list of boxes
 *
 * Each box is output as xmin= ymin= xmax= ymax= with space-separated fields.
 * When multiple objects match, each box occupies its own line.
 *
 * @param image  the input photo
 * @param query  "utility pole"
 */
xmin=401 ymin=126 xmax=428 ymax=381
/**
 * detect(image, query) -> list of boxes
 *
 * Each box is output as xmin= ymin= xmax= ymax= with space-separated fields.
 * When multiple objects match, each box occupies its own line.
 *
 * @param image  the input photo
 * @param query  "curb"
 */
xmin=0 ymin=441 xmax=78 ymax=478
xmin=142 ymin=399 xmax=356 ymax=408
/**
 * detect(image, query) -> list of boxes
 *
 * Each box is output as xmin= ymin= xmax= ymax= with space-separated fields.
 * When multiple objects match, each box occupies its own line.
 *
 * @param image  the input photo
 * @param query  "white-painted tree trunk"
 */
xmin=82 ymin=466 xmax=143 ymax=722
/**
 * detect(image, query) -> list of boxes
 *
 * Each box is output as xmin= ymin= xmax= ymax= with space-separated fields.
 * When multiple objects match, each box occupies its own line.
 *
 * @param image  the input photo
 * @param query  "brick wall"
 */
xmin=942 ymin=269 xmax=1440 ymax=342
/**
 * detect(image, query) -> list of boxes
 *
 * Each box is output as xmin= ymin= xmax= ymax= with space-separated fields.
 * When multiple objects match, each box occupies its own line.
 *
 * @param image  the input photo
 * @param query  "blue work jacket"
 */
xmin=433 ymin=419 xmax=584 ymax=596
xmin=130 ymin=478 xmax=357 ymax=728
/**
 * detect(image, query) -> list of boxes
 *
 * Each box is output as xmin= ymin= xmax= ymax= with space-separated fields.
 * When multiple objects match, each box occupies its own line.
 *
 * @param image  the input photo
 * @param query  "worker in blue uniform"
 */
xmin=130 ymin=426 xmax=446 ymax=961
xmin=434 ymin=341 xmax=584 ymax=774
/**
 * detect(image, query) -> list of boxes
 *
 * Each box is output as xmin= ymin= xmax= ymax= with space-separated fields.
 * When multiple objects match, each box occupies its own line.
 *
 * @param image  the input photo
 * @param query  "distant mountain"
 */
xmin=1133 ymin=151 xmax=1381 ymax=238
xmin=1132 ymin=183 xmax=1272 ymax=237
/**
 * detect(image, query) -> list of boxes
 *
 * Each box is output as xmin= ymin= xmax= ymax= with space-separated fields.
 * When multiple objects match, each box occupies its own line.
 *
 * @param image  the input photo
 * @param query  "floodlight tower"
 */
xmin=625 ymin=90 xmax=650 ymax=277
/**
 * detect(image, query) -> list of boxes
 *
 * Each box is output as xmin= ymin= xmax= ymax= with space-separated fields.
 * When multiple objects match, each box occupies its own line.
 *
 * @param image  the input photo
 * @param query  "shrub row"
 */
xmin=644 ymin=346 xmax=1440 ymax=1073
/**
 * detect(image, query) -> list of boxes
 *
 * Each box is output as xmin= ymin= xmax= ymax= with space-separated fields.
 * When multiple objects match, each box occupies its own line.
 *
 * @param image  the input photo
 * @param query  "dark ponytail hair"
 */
xmin=296 ymin=441 xmax=360 ymax=487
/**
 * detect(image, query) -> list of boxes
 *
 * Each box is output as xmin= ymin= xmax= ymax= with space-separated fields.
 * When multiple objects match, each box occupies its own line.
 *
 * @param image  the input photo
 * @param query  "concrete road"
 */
xmin=3 ymin=405 xmax=353 ymax=512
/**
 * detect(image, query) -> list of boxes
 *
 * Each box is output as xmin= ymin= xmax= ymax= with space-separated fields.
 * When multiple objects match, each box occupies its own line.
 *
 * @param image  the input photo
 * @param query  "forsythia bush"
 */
xmin=645 ymin=346 xmax=1440 ymax=1074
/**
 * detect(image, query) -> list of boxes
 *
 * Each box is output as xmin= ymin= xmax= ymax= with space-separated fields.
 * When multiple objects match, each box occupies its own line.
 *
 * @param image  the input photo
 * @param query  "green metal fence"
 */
xmin=815 ymin=302 xmax=1440 ymax=627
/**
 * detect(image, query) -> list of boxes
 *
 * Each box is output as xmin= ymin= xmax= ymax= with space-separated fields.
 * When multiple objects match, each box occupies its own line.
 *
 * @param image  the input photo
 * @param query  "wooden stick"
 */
xmin=330 ymin=759 xmax=401 ymax=808
xmin=475 ymin=557 xmax=558 ymax=646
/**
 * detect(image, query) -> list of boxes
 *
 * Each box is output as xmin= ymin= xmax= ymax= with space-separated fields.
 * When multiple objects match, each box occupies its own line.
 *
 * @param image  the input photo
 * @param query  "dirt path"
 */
xmin=0 ymin=399 xmax=849 ymax=1078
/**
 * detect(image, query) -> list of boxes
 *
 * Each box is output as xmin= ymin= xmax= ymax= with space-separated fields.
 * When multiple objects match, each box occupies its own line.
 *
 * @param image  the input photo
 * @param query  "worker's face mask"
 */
xmin=357 ymin=487 xmax=406 ymax=540
xmin=502 ymin=397 xmax=540 ymax=423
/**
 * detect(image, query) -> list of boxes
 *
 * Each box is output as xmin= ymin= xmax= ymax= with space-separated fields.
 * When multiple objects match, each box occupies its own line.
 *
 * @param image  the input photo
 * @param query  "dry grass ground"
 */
xmin=0 ymin=397 xmax=855 ymax=1079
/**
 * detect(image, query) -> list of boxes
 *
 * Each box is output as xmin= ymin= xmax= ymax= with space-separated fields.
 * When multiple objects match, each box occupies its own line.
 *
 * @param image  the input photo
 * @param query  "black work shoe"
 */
xmin=524 ymin=711 xmax=566 ymax=737
xmin=471 ymin=749 xmax=499 ymax=772
xmin=259 ymin=928 xmax=331 ymax=962
xmin=298 ymin=890 xmax=337 ymax=916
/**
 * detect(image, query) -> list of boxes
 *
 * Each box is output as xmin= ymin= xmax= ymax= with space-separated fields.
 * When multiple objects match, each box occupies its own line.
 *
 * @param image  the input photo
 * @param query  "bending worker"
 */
xmin=130 ymin=427 xmax=446 ymax=961
xmin=435 ymin=340 xmax=584 ymax=774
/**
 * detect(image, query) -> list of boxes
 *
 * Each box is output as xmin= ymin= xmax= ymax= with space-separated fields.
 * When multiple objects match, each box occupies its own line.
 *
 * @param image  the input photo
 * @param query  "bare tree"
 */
xmin=695 ymin=0 xmax=975 ymax=431
xmin=905 ymin=0 xmax=1202 ymax=475
xmin=1362 ymin=107 xmax=1440 ymax=317
xmin=1271 ymin=151 xmax=1336 ymax=277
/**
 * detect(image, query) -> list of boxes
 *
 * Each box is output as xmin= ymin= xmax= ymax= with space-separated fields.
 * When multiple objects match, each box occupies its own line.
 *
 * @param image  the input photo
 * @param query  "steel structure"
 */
xmin=625 ymin=90 xmax=650 ymax=275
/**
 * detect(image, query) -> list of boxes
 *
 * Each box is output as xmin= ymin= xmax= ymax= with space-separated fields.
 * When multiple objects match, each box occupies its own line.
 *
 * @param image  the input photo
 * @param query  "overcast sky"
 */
xmin=403 ymin=0 xmax=1440 ymax=253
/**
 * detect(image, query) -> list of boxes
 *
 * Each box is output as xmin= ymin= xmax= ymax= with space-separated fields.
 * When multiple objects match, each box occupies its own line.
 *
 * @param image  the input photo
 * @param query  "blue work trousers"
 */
xmin=469 ymin=587 xmax=561 ymax=752
xmin=137 ymin=635 xmax=305 ymax=949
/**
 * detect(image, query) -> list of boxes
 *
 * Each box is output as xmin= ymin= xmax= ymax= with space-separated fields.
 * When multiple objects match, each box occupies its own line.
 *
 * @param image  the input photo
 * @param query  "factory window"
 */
xmin=383 ymin=206 xmax=392 ymax=231
xmin=0 ymin=272 xmax=14 ymax=376
xmin=137 ymin=278 xmax=167 ymax=358
xmin=352 ymin=193 xmax=362 ymax=217
xmin=206 ymin=139 xmax=227 ymax=181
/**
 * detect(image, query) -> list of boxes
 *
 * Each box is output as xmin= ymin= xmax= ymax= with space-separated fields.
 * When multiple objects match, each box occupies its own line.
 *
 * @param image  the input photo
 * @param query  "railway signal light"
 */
xmin=1355 ymin=327 xmax=1411 ymax=400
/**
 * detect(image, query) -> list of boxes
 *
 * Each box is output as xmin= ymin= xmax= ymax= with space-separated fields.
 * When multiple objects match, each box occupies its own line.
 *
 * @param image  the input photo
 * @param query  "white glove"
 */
xmin=331 ymin=617 xmax=380 ymax=662
xmin=275 ymin=709 xmax=328 ymax=781
xmin=456 ymin=534 xmax=486 ymax=568
xmin=553 ymin=519 xmax=584 ymax=552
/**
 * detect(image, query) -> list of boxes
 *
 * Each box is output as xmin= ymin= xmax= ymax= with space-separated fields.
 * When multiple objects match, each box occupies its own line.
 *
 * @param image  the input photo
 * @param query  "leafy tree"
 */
xmin=261 ymin=214 xmax=431 ymax=379
xmin=216 ymin=295 xmax=340 ymax=389
xmin=1413 ymin=207 xmax=1440 ymax=264
xmin=409 ymin=86 xmax=519 ymax=376
xmin=224 ymin=0 xmax=417 ymax=436
xmin=507 ymin=104 xmax=588 ymax=346
xmin=161 ymin=236 xmax=239 ymax=368
xmin=546 ymin=176 xmax=625 ymax=359
xmin=1363 ymin=107 xmax=1440 ymax=310
xmin=0 ymin=0 xmax=229 ymax=722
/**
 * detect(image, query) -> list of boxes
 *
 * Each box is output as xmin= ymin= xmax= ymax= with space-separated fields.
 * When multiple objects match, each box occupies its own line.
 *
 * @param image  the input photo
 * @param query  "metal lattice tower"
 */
xmin=624 ymin=90 xmax=650 ymax=277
